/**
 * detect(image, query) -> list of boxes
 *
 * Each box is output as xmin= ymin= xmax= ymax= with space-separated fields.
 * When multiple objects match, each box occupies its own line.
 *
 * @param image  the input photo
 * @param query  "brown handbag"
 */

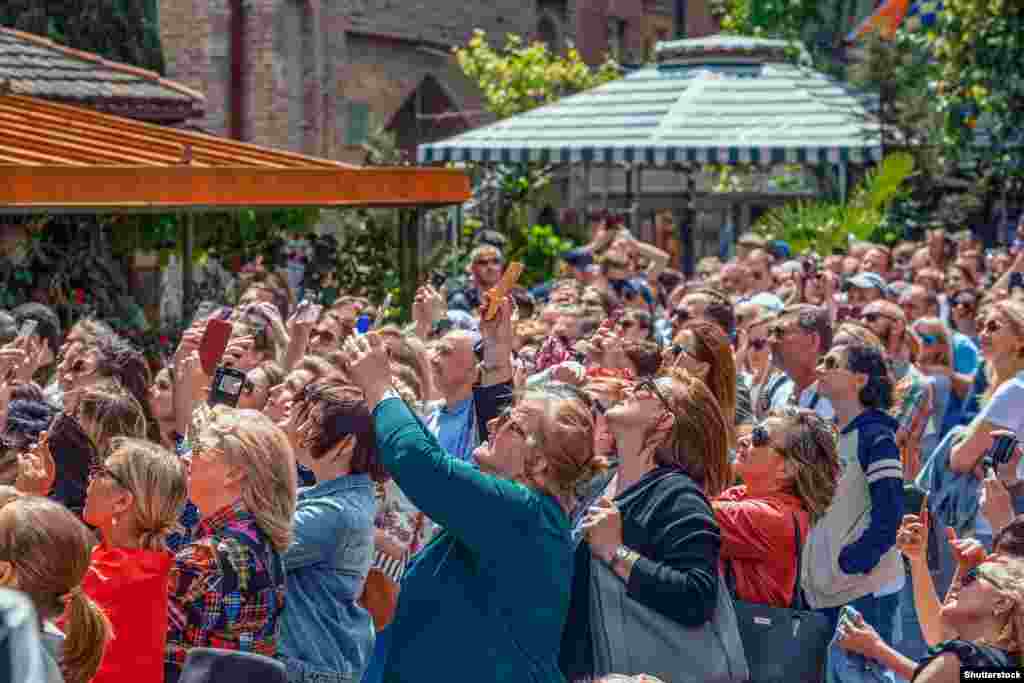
xmin=360 ymin=565 xmax=401 ymax=632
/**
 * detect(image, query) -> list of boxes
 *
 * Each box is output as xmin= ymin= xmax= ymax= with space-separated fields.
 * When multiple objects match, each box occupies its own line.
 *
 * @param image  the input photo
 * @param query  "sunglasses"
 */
xmin=953 ymin=298 xmax=976 ymax=310
xmin=819 ymin=355 xmax=845 ymax=372
xmin=88 ymin=461 xmax=129 ymax=489
xmin=915 ymin=332 xmax=940 ymax=346
xmin=749 ymin=338 xmax=768 ymax=351
xmin=860 ymin=312 xmax=899 ymax=325
xmin=769 ymin=324 xmax=796 ymax=339
xmin=673 ymin=308 xmax=691 ymax=322
xmin=636 ymin=377 xmax=674 ymax=416
xmin=667 ymin=344 xmax=699 ymax=361
xmin=961 ymin=566 xmax=1001 ymax=591
xmin=750 ymin=424 xmax=774 ymax=449
xmin=982 ymin=319 xmax=1004 ymax=334
xmin=491 ymin=410 xmax=528 ymax=441
xmin=619 ymin=320 xmax=650 ymax=330
xmin=311 ymin=329 xmax=337 ymax=344
xmin=474 ymin=258 xmax=502 ymax=267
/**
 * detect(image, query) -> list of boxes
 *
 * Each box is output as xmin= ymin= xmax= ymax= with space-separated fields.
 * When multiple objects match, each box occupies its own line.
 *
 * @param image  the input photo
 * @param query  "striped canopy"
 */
xmin=418 ymin=35 xmax=882 ymax=167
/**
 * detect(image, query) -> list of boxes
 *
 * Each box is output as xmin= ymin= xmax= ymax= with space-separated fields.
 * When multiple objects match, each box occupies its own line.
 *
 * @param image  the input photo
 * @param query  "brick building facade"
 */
xmin=158 ymin=0 xmax=718 ymax=162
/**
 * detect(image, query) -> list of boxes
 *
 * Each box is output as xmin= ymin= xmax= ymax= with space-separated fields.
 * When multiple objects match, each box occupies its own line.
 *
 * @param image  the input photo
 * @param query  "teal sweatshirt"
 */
xmin=374 ymin=397 xmax=573 ymax=683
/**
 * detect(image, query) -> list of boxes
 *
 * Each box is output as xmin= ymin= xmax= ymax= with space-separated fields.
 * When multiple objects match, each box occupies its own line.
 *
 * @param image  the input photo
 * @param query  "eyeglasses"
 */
xmin=635 ymin=377 xmax=674 ymax=417
xmin=860 ymin=312 xmax=900 ymax=325
xmin=818 ymin=354 xmax=845 ymax=372
xmin=961 ymin=566 xmax=1002 ymax=591
xmin=491 ymin=410 xmax=528 ymax=441
xmin=88 ymin=461 xmax=129 ymax=489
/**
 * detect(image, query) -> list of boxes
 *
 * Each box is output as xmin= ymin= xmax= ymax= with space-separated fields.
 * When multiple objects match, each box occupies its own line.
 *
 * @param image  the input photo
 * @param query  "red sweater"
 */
xmin=712 ymin=487 xmax=810 ymax=608
xmin=82 ymin=545 xmax=173 ymax=683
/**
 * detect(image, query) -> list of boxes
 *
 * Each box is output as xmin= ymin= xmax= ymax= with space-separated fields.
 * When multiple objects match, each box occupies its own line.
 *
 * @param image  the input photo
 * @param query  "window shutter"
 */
xmin=346 ymin=101 xmax=370 ymax=145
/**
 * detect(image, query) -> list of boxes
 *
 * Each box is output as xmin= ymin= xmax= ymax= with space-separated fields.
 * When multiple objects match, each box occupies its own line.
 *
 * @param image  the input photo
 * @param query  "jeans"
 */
xmin=824 ymin=592 xmax=901 ymax=683
xmin=360 ymin=626 xmax=391 ymax=683
xmin=283 ymin=657 xmax=354 ymax=683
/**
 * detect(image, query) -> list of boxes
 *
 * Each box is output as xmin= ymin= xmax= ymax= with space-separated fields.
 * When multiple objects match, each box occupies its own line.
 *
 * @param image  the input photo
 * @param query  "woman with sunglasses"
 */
xmin=165 ymin=406 xmax=297 ymax=683
xmin=560 ymin=369 xmax=730 ymax=681
xmin=663 ymin=320 xmax=740 ymax=436
xmin=836 ymin=555 xmax=1024 ymax=681
xmin=79 ymin=437 xmax=187 ymax=683
xmin=339 ymin=298 xmax=606 ymax=683
xmin=911 ymin=317 xmax=966 ymax=447
xmin=713 ymin=408 xmax=840 ymax=607
xmin=948 ymin=290 xmax=980 ymax=345
xmin=808 ymin=343 xmax=904 ymax=641
xmin=277 ymin=377 xmax=385 ymax=683
xmin=948 ymin=301 xmax=1024 ymax=540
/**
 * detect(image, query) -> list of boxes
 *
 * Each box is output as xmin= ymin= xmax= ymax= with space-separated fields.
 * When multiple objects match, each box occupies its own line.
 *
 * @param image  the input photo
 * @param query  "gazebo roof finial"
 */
xmin=655 ymin=34 xmax=802 ymax=67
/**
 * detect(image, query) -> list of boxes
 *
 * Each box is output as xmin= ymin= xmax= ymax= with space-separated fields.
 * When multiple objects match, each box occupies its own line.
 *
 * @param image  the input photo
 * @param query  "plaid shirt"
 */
xmin=165 ymin=500 xmax=285 ymax=673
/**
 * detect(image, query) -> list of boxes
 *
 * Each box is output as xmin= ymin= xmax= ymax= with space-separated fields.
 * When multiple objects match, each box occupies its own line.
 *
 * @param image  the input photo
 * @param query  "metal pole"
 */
xmin=182 ymin=212 xmax=194 ymax=315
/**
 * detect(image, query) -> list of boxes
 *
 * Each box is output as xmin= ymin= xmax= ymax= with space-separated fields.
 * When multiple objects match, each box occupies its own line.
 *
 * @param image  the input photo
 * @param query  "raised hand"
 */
xmin=338 ymin=332 xmax=393 ymax=406
xmin=16 ymin=431 xmax=56 ymax=497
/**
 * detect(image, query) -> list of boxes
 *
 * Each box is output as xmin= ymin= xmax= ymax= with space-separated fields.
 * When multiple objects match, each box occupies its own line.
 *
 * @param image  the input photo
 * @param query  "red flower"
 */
xmin=73 ymin=289 xmax=85 ymax=305
xmin=159 ymin=335 xmax=170 ymax=346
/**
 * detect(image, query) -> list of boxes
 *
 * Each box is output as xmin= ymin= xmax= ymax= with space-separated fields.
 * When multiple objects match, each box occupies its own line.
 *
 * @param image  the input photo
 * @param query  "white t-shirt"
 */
xmin=974 ymin=370 xmax=1024 ymax=538
xmin=769 ymin=378 xmax=836 ymax=422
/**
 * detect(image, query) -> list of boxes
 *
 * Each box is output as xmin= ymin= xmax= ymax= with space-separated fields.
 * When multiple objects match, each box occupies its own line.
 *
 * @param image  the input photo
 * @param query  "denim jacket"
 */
xmin=277 ymin=473 xmax=376 ymax=680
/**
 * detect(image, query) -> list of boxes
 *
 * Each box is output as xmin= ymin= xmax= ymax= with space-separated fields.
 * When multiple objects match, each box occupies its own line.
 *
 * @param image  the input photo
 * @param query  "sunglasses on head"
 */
xmin=819 ymin=354 xmax=844 ymax=371
xmin=88 ymin=460 xmax=129 ymax=489
xmin=636 ymin=377 xmax=674 ymax=415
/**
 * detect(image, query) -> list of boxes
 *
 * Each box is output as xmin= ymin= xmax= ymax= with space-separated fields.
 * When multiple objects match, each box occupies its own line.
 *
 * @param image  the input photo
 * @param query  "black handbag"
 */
xmin=726 ymin=513 xmax=832 ymax=683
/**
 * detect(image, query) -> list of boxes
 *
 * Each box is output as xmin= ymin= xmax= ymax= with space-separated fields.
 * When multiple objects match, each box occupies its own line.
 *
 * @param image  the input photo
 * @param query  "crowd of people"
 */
xmin=0 ymin=211 xmax=1023 ymax=682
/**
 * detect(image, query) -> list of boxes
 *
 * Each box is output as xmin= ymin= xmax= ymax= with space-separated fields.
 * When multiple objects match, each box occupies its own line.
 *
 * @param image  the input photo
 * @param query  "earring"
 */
xmin=112 ymin=515 xmax=118 ymax=528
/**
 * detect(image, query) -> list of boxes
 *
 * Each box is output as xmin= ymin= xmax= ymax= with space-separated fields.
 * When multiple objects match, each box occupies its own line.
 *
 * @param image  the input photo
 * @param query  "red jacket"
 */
xmin=712 ymin=487 xmax=810 ymax=608
xmin=82 ymin=545 xmax=173 ymax=683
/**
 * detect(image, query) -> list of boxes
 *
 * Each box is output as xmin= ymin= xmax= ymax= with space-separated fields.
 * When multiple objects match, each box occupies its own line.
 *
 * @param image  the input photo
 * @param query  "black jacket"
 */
xmin=559 ymin=466 xmax=721 ymax=681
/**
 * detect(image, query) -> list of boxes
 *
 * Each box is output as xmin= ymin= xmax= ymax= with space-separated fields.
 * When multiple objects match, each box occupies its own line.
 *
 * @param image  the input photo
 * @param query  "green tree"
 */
xmin=0 ymin=0 xmax=165 ymax=73
xmin=454 ymin=29 xmax=620 ymax=120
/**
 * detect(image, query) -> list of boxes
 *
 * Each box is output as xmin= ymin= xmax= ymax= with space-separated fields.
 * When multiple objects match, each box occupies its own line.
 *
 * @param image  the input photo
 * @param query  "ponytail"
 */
xmin=61 ymin=588 xmax=113 ymax=683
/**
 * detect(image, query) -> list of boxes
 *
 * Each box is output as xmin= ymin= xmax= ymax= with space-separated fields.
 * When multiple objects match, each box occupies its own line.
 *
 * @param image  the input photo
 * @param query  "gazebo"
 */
xmin=0 ymin=92 xmax=470 ymax=301
xmin=418 ymin=35 xmax=881 ymax=272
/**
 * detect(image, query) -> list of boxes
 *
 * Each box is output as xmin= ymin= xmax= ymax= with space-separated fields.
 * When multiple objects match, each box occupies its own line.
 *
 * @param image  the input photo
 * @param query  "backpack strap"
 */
xmin=790 ymin=511 xmax=810 ymax=611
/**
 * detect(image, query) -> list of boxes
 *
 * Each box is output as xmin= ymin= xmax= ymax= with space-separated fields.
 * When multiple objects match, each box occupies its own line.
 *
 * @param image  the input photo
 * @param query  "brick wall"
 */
xmin=339 ymin=0 xmax=538 ymax=48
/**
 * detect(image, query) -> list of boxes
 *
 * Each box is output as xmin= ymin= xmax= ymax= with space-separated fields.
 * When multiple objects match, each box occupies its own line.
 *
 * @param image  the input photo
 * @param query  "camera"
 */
xmin=209 ymin=366 xmax=248 ymax=408
xmin=983 ymin=434 xmax=1019 ymax=475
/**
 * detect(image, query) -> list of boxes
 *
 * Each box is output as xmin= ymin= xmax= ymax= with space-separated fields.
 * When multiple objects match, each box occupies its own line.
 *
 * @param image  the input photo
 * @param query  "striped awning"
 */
xmin=419 ymin=35 xmax=882 ymax=167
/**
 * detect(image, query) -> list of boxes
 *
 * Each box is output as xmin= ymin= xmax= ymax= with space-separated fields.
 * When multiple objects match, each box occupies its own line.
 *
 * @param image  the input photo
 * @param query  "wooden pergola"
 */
xmin=0 ymin=93 xmax=471 ymax=300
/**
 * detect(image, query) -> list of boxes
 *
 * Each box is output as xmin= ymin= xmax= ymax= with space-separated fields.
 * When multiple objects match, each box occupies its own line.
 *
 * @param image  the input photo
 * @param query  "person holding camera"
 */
xmin=949 ymin=300 xmax=1024 ymax=546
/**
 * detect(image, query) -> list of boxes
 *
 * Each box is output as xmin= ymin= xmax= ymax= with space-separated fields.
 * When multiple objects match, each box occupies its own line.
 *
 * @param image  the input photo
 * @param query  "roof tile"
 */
xmin=0 ymin=27 xmax=203 ymax=120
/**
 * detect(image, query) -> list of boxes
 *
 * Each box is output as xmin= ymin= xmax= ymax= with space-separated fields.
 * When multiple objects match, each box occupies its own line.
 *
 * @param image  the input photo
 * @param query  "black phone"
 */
xmin=209 ymin=366 xmax=248 ymax=408
xmin=983 ymin=433 xmax=1019 ymax=476
xmin=430 ymin=270 xmax=447 ymax=290
xmin=1009 ymin=271 xmax=1024 ymax=294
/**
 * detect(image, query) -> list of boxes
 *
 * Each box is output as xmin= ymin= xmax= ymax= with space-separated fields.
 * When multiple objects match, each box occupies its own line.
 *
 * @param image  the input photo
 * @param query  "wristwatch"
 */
xmin=613 ymin=545 xmax=638 ymax=572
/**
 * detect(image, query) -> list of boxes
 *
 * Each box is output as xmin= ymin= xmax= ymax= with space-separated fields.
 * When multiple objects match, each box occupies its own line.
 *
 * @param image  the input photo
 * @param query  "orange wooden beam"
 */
xmin=0 ymin=165 xmax=471 ymax=209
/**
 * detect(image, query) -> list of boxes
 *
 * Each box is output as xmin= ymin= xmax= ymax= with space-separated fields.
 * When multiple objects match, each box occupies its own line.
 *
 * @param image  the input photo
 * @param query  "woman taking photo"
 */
xmin=713 ymin=408 xmax=840 ymax=607
xmin=81 ymin=437 xmax=187 ymax=683
xmin=340 ymin=299 xmax=607 ymax=683
xmin=165 ymin=403 xmax=297 ymax=683
xmin=278 ymin=378 xmax=383 ymax=683
xmin=561 ymin=368 xmax=731 ymax=681
xmin=837 ymin=555 xmax=1024 ymax=681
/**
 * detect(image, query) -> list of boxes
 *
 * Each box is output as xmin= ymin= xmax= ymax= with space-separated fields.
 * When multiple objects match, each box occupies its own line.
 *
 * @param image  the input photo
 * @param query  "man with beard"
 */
xmin=762 ymin=304 xmax=835 ymax=420
xmin=858 ymin=300 xmax=934 ymax=477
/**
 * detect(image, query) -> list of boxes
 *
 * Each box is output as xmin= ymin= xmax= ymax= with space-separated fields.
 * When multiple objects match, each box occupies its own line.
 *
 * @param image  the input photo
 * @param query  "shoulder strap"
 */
xmin=790 ymin=511 xmax=809 ymax=611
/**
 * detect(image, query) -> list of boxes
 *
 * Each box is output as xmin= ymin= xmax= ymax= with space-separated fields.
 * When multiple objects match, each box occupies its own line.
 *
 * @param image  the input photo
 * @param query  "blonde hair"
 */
xmin=978 ymin=557 xmax=1024 ymax=661
xmin=518 ymin=384 xmax=607 ymax=500
xmin=0 ymin=497 xmax=112 ymax=683
xmin=768 ymin=408 xmax=841 ymax=521
xmin=76 ymin=382 xmax=149 ymax=454
xmin=983 ymin=300 xmax=1024 ymax=403
xmin=105 ymin=438 xmax=188 ymax=551
xmin=652 ymin=368 xmax=731 ymax=498
xmin=201 ymin=406 xmax=297 ymax=551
